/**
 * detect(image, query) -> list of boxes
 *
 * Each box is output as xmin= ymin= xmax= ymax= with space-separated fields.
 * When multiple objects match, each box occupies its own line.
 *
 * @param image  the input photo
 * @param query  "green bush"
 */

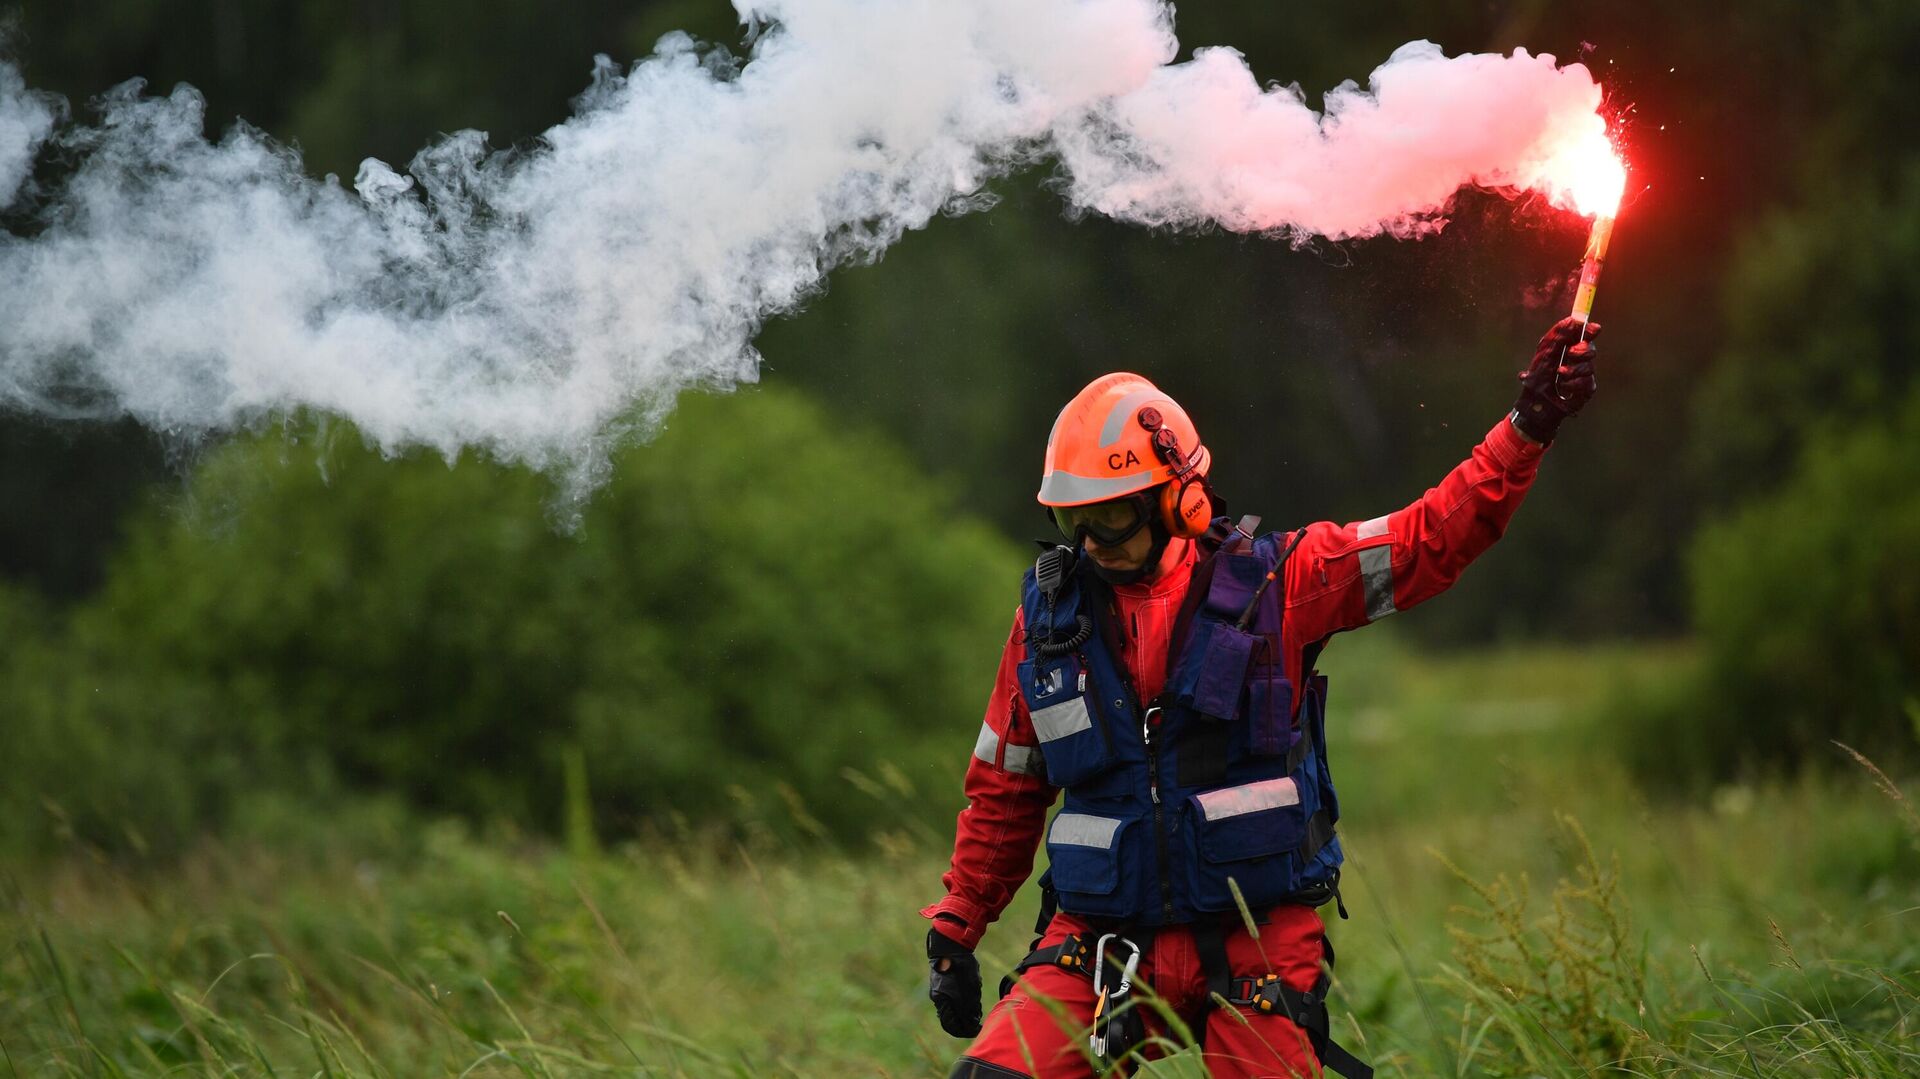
xmin=1626 ymin=393 xmax=1920 ymax=787
xmin=1691 ymin=165 xmax=1920 ymax=509
xmin=1 ymin=387 xmax=1021 ymax=854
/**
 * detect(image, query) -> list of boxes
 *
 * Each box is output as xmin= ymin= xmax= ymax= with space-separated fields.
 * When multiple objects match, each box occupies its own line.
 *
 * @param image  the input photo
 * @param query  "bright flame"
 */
xmin=1537 ymin=126 xmax=1628 ymax=218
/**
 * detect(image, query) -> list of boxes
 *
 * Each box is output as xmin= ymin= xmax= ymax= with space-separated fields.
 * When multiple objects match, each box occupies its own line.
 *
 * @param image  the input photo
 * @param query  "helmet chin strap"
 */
xmin=1091 ymin=519 xmax=1173 ymax=586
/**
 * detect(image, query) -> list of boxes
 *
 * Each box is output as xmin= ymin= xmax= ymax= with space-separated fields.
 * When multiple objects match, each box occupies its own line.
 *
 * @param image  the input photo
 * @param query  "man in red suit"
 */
xmin=922 ymin=318 xmax=1601 ymax=1078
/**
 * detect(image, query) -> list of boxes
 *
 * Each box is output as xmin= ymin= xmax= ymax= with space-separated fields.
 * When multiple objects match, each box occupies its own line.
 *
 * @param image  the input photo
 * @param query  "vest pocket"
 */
xmin=1183 ymin=777 xmax=1306 ymax=911
xmin=1046 ymin=811 xmax=1138 ymax=917
xmin=1019 ymin=655 xmax=1113 ymax=786
xmin=1246 ymin=669 xmax=1295 ymax=757
xmin=1174 ymin=620 xmax=1256 ymax=721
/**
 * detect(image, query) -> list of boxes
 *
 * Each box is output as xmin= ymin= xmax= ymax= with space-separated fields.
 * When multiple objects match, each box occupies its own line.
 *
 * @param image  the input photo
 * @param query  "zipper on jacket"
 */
xmin=1076 ymin=652 xmax=1117 ymax=761
xmin=1142 ymin=705 xmax=1175 ymax=924
xmin=1103 ymin=596 xmax=1177 ymax=925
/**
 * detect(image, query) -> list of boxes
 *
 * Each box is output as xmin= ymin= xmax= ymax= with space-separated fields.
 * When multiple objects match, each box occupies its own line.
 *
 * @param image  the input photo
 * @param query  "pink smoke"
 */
xmin=1058 ymin=40 xmax=1623 ymax=239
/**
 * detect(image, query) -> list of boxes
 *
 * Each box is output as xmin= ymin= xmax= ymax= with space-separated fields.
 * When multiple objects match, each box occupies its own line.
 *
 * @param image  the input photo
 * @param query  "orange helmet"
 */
xmin=1039 ymin=373 xmax=1213 ymax=539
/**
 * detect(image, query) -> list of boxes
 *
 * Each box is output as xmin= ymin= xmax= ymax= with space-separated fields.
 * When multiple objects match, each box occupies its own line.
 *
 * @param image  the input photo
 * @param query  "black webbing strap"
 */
xmin=1015 ymin=933 xmax=1094 ymax=976
xmin=1198 ymin=915 xmax=1374 ymax=1079
xmin=1302 ymin=807 xmax=1336 ymax=860
xmin=1285 ymin=725 xmax=1312 ymax=774
xmin=999 ymin=932 xmax=1091 ymax=998
xmin=1192 ymin=916 xmax=1234 ymax=1004
xmin=1285 ymin=633 xmax=1339 ymax=865
xmin=1000 ymin=927 xmax=1160 ymax=998
xmin=1032 ymin=881 xmax=1059 ymax=937
xmin=1176 ymin=720 xmax=1232 ymax=789
xmin=999 ymin=883 xmax=1065 ymax=999
xmin=948 ymin=1056 xmax=1033 ymax=1079
xmin=1224 ymin=971 xmax=1374 ymax=1079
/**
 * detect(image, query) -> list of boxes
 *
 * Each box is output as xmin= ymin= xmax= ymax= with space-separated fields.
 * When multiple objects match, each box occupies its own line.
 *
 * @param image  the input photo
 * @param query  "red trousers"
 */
xmin=954 ymin=904 xmax=1327 ymax=1078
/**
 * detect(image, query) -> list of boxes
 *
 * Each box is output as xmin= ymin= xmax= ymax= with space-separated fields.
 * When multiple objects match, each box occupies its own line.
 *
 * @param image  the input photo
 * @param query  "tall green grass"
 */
xmin=4 ymin=638 xmax=1915 ymax=1076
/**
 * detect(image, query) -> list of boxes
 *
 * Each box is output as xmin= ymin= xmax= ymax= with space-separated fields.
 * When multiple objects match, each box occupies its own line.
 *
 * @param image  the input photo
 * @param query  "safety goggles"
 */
xmin=1049 ymin=494 xmax=1152 ymax=547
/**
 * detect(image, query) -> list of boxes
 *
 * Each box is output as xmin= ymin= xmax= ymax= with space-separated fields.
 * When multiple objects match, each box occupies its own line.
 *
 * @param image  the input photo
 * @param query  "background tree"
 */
xmin=3 ymin=0 xmax=1916 ymax=841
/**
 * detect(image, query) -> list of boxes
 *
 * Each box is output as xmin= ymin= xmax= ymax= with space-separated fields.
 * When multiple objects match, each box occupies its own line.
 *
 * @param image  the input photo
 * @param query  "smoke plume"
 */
xmin=0 ymin=62 xmax=56 ymax=206
xmin=0 ymin=1 xmax=1610 ymax=490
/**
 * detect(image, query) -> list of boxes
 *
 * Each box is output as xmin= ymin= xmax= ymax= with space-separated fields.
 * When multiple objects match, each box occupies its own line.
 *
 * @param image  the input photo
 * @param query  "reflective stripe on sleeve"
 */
xmin=1356 ymin=515 xmax=1390 ymax=540
xmin=1194 ymin=777 xmax=1301 ymax=821
xmin=1002 ymin=743 xmax=1046 ymax=779
xmin=973 ymin=721 xmax=1046 ymax=778
xmin=972 ymin=722 xmax=1000 ymax=766
xmin=1030 ymin=696 xmax=1094 ymax=743
xmin=1050 ymin=812 xmax=1121 ymax=848
xmin=1358 ymin=543 xmax=1396 ymax=622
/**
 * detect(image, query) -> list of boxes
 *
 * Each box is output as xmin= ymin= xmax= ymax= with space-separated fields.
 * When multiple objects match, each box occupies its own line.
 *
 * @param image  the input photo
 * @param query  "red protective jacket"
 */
xmin=923 ymin=416 xmax=1547 ymax=949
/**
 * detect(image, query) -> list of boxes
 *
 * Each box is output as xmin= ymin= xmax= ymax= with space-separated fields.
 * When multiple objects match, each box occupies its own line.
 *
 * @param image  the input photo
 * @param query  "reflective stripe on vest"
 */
xmin=1194 ymin=776 xmax=1300 ymax=820
xmin=1031 ymin=696 xmax=1093 ymax=743
xmin=1019 ymin=519 xmax=1345 ymax=925
xmin=1051 ymin=812 xmax=1120 ymax=848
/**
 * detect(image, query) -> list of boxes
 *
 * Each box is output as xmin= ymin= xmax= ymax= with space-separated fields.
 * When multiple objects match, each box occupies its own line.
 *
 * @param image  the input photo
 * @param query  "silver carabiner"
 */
xmin=1090 ymin=933 xmax=1144 ymax=1059
xmin=1141 ymin=705 xmax=1162 ymax=747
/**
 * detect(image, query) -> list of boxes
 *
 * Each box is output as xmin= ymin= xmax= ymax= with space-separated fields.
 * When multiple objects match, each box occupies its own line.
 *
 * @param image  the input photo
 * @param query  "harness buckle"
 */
xmin=1228 ymin=973 xmax=1300 ymax=1016
xmin=1057 ymin=934 xmax=1089 ymax=969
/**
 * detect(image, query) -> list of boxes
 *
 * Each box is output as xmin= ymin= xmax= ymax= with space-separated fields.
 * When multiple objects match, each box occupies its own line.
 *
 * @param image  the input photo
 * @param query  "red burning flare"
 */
xmin=1535 ymin=120 xmax=1628 ymax=322
xmin=1560 ymin=138 xmax=1629 ymax=219
xmin=1532 ymin=116 xmax=1629 ymax=219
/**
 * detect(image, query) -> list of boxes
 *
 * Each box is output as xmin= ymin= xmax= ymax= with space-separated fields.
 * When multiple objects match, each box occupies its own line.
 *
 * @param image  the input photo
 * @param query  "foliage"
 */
xmin=4 ymin=641 xmax=1916 ymax=1076
xmin=1 ymin=387 xmax=1021 ymax=855
xmin=1690 ymin=165 xmax=1920 ymax=508
xmin=1436 ymin=815 xmax=1646 ymax=1075
xmin=1425 ymin=807 xmax=1920 ymax=1079
xmin=0 ymin=3 xmax=1914 ymax=1069
xmin=1625 ymin=391 xmax=1920 ymax=788
xmin=5 ymin=0 xmax=1908 ymax=641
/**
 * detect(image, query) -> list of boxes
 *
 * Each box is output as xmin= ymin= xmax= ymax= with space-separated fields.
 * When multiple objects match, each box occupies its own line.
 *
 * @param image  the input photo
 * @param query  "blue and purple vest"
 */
xmin=1017 ymin=522 xmax=1342 ymax=925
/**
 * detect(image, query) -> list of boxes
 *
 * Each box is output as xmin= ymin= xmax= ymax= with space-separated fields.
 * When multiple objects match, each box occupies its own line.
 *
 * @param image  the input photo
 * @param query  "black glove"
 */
xmin=1510 ymin=316 xmax=1601 ymax=444
xmin=927 ymin=923 xmax=983 ymax=1039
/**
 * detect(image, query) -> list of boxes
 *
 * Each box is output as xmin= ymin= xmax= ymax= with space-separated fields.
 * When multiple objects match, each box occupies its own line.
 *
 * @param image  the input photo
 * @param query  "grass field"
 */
xmin=4 ymin=634 xmax=1917 ymax=1076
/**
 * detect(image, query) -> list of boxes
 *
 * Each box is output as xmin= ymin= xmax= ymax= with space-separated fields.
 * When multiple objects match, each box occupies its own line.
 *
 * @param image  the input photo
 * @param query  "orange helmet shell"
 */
xmin=1038 ymin=373 xmax=1210 ymax=507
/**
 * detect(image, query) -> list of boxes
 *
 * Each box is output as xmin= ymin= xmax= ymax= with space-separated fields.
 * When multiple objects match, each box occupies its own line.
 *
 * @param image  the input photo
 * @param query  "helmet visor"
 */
xmin=1051 ymin=495 xmax=1150 ymax=546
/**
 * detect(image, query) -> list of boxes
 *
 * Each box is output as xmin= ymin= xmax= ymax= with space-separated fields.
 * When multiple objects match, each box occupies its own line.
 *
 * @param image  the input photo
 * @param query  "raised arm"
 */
xmin=1283 ymin=317 xmax=1600 ymax=643
xmin=1284 ymin=416 xmax=1544 ymax=641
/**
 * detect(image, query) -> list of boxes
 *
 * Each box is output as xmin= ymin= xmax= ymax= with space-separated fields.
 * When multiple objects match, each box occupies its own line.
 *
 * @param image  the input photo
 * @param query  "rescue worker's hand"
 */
xmin=927 ymin=923 xmax=983 ymax=1038
xmin=1511 ymin=317 xmax=1601 ymax=444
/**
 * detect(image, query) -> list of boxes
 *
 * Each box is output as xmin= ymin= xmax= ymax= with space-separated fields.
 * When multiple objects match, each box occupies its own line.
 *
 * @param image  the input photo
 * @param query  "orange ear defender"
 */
xmin=1160 ymin=477 xmax=1213 ymax=538
xmin=1138 ymin=407 xmax=1213 ymax=539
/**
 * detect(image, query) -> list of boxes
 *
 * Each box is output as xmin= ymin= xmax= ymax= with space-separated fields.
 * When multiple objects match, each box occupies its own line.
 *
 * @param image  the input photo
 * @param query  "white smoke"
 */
xmin=0 ymin=0 xmax=1610 ymax=490
xmin=0 ymin=62 xmax=57 ymax=206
